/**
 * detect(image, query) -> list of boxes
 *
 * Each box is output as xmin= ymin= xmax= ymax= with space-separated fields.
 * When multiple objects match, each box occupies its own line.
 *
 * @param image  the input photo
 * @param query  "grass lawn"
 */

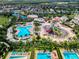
xmin=0 ymin=16 xmax=9 ymax=26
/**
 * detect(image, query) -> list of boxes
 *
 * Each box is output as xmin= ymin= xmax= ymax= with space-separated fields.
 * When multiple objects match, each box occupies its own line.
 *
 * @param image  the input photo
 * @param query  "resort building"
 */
xmin=34 ymin=18 xmax=45 ymax=23
xmin=71 ymin=15 xmax=79 ymax=25
xmin=27 ymin=15 xmax=38 ymax=19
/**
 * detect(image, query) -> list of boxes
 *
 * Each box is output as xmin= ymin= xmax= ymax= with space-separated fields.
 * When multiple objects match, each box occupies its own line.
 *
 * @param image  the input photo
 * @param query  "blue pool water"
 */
xmin=63 ymin=51 xmax=79 ymax=59
xmin=12 ymin=52 xmax=23 ymax=55
xmin=21 ymin=15 xmax=27 ymax=19
xmin=12 ymin=13 xmax=27 ymax=19
xmin=9 ymin=52 xmax=25 ymax=59
xmin=12 ymin=13 xmax=19 ymax=17
xmin=9 ymin=56 xmax=24 ymax=59
xmin=16 ymin=26 xmax=32 ymax=37
xmin=37 ymin=53 xmax=51 ymax=59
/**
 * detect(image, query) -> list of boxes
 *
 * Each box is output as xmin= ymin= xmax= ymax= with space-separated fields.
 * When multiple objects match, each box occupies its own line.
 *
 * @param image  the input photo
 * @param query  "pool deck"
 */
xmin=52 ymin=50 xmax=58 ymax=59
xmin=5 ymin=52 xmax=12 ymax=59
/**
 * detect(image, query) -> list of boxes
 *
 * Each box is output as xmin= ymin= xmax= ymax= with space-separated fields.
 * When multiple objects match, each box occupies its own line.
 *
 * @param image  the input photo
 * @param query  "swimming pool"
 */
xmin=12 ymin=13 xmax=19 ymax=17
xmin=16 ymin=26 xmax=32 ymax=37
xmin=37 ymin=53 xmax=51 ymax=59
xmin=63 ymin=51 xmax=79 ymax=59
xmin=12 ymin=13 xmax=27 ymax=19
xmin=11 ymin=52 xmax=23 ymax=55
xmin=20 ymin=15 xmax=27 ymax=19
xmin=9 ymin=56 xmax=24 ymax=59
xmin=9 ymin=52 xmax=26 ymax=59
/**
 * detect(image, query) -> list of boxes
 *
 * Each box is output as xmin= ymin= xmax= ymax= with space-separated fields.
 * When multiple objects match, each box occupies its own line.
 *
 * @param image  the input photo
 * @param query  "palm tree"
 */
xmin=30 ymin=48 xmax=35 ymax=59
xmin=69 ymin=41 xmax=78 ymax=50
xmin=62 ymin=41 xmax=69 ymax=51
